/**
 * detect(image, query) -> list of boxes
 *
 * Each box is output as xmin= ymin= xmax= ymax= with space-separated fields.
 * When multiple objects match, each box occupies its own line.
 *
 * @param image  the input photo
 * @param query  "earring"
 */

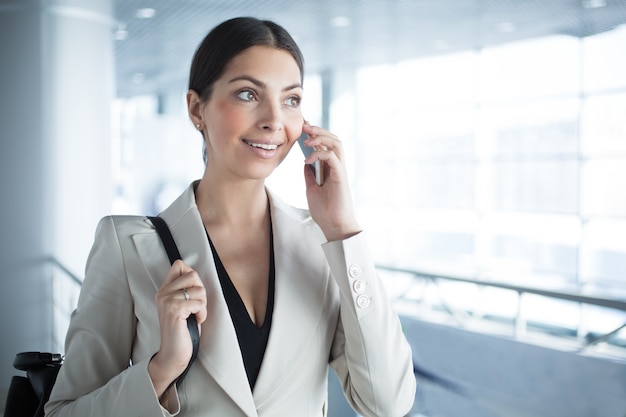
xmin=196 ymin=124 xmax=201 ymax=130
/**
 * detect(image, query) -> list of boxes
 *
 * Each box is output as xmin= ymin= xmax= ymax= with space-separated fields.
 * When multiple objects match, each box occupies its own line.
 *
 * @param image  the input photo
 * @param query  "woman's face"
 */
xmin=198 ymin=45 xmax=303 ymax=182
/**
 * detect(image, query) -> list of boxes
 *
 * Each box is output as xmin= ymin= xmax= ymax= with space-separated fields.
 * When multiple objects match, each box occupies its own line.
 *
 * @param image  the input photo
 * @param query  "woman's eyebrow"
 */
xmin=229 ymin=75 xmax=302 ymax=91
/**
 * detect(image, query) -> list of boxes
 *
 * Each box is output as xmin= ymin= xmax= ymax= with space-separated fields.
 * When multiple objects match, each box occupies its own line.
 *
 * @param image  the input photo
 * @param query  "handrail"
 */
xmin=376 ymin=264 xmax=626 ymax=312
xmin=376 ymin=264 xmax=626 ymax=352
xmin=45 ymin=256 xmax=83 ymax=286
xmin=45 ymin=256 xmax=83 ymax=352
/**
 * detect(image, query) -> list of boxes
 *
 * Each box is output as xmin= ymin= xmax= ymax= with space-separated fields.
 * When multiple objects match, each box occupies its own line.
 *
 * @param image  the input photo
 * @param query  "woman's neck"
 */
xmin=195 ymin=175 xmax=269 ymax=231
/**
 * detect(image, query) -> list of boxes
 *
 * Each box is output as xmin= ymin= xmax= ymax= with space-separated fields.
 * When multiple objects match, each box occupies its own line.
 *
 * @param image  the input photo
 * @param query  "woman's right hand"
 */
xmin=149 ymin=260 xmax=207 ymax=398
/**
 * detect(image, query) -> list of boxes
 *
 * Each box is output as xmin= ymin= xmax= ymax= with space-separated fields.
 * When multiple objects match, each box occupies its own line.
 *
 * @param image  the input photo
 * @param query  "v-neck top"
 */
xmin=206 ymin=229 xmax=275 ymax=390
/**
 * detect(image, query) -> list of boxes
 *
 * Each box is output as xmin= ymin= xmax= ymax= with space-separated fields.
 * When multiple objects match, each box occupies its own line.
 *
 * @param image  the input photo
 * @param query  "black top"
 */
xmin=207 ymin=229 xmax=275 ymax=390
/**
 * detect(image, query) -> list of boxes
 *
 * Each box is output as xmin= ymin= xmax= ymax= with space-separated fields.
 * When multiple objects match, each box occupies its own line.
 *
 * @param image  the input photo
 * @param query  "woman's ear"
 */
xmin=187 ymin=89 xmax=203 ymax=129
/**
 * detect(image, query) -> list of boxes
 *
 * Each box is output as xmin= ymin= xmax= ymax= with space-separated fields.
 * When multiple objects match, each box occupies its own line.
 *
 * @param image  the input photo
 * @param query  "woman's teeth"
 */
xmin=245 ymin=141 xmax=278 ymax=150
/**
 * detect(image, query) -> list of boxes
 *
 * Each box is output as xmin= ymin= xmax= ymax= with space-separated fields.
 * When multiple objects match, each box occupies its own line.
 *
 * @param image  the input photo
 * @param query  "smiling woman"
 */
xmin=44 ymin=16 xmax=416 ymax=417
xmin=188 ymin=45 xmax=304 ymax=179
xmin=187 ymin=18 xmax=305 ymax=167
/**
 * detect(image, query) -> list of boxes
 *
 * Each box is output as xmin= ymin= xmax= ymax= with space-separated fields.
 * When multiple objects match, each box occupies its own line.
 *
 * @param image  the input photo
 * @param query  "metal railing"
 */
xmin=376 ymin=264 xmax=626 ymax=354
xmin=46 ymin=257 xmax=83 ymax=353
xmin=46 ymin=256 xmax=82 ymax=286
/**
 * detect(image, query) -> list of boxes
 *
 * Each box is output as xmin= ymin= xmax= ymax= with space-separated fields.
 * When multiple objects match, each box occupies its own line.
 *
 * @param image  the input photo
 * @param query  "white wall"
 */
xmin=0 ymin=0 xmax=114 ymax=407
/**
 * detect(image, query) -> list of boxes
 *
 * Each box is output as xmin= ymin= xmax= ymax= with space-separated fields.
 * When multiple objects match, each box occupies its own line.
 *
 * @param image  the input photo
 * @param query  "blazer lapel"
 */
xmin=252 ymin=192 xmax=332 ymax=407
xmin=135 ymin=183 xmax=258 ymax=416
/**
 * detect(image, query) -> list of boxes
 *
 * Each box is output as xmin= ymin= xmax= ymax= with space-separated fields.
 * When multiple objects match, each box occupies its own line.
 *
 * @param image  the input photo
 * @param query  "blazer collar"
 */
xmin=252 ymin=192 xmax=330 ymax=409
xmin=136 ymin=182 xmax=330 ymax=415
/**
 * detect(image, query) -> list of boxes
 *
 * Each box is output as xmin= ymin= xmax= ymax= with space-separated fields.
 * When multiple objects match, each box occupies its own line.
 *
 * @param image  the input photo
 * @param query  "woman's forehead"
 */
xmin=222 ymin=46 xmax=302 ymax=85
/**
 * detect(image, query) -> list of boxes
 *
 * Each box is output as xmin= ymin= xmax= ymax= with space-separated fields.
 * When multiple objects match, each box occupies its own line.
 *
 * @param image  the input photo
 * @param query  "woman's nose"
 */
xmin=258 ymin=101 xmax=283 ymax=131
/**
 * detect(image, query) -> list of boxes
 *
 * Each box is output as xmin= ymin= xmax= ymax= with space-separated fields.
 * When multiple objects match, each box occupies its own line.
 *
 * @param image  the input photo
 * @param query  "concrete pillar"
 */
xmin=0 ymin=0 xmax=114 ymax=407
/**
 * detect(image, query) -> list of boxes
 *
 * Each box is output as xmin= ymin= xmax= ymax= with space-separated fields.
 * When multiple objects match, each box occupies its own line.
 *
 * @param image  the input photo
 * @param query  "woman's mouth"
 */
xmin=243 ymin=140 xmax=279 ymax=151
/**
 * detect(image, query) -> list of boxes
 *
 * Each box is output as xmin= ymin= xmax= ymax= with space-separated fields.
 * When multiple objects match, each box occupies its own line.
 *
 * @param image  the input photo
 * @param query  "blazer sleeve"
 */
xmin=45 ymin=216 xmax=176 ymax=417
xmin=323 ymin=232 xmax=416 ymax=417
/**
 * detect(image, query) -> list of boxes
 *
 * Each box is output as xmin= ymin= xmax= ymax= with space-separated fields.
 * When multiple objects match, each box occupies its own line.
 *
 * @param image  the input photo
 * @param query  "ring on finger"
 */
xmin=182 ymin=288 xmax=190 ymax=301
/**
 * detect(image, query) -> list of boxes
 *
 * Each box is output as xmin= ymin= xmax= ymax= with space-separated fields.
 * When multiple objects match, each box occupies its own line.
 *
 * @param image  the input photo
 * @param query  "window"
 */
xmin=352 ymin=26 xmax=626 ymax=341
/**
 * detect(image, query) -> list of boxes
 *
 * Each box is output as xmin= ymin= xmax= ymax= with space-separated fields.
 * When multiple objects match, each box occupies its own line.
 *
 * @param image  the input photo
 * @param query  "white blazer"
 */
xmin=45 ymin=182 xmax=415 ymax=417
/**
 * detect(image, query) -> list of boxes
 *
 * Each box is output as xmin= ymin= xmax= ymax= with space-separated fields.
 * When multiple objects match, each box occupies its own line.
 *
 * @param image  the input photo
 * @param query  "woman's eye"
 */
xmin=236 ymin=90 xmax=256 ymax=102
xmin=285 ymin=96 xmax=301 ymax=107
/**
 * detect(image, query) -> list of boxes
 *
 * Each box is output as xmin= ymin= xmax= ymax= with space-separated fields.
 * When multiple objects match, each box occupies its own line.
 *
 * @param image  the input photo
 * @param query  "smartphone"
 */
xmin=297 ymin=132 xmax=324 ymax=185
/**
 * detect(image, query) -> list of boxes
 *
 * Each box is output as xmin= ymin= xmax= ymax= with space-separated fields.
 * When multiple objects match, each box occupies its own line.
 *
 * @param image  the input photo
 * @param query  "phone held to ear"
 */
xmin=297 ymin=133 xmax=324 ymax=186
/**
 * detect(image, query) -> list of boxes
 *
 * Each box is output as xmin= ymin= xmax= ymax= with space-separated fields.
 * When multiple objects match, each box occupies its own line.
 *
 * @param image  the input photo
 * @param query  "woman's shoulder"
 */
xmin=267 ymin=190 xmax=314 ymax=224
xmin=94 ymin=214 xmax=155 ymax=238
xmin=267 ymin=191 xmax=328 ymax=247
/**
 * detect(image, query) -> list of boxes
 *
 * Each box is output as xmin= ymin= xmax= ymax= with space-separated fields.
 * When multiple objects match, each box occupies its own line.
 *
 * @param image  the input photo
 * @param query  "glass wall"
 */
xmin=352 ymin=26 xmax=626 ymax=339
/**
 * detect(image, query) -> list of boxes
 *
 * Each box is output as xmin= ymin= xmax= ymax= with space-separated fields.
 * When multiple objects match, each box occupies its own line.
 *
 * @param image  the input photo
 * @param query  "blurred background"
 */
xmin=1 ymin=0 xmax=625 ymax=416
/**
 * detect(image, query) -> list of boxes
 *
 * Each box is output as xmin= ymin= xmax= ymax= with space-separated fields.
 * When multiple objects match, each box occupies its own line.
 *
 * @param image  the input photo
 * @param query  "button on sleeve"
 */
xmin=349 ymin=264 xmax=362 ymax=278
xmin=356 ymin=295 xmax=371 ymax=309
xmin=352 ymin=280 xmax=367 ymax=294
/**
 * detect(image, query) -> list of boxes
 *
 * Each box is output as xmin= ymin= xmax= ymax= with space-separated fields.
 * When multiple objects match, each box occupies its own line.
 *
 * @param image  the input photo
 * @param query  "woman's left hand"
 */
xmin=301 ymin=123 xmax=361 ymax=242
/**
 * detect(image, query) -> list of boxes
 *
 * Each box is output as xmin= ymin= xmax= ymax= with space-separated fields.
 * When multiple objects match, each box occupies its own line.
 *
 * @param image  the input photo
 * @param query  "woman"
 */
xmin=45 ymin=17 xmax=415 ymax=417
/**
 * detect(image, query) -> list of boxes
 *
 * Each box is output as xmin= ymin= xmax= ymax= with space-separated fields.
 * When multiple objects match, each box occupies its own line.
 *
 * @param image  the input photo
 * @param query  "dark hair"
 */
xmin=189 ymin=17 xmax=305 ymax=101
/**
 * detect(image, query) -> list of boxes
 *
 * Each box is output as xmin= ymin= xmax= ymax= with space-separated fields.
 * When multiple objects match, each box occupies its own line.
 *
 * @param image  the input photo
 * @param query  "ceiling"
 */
xmin=112 ymin=0 xmax=626 ymax=98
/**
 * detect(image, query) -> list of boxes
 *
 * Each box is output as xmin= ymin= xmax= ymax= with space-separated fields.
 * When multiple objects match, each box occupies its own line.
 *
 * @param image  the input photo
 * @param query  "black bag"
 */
xmin=3 ymin=352 xmax=63 ymax=417
xmin=3 ymin=216 xmax=199 ymax=417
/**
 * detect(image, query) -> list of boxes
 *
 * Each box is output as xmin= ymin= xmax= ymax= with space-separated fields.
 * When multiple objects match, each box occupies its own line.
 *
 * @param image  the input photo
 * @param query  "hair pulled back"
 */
xmin=188 ymin=17 xmax=304 ymax=101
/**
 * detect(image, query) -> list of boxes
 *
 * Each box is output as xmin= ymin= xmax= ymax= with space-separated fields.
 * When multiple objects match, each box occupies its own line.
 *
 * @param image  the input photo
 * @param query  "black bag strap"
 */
xmin=147 ymin=216 xmax=200 ymax=388
xmin=148 ymin=216 xmax=182 ymax=264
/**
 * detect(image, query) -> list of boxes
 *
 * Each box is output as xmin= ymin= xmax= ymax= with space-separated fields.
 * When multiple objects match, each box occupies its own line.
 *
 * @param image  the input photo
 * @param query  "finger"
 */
xmin=302 ymin=130 xmax=339 ymax=147
xmin=161 ymin=292 xmax=205 ymax=326
xmin=178 ymin=298 xmax=205 ymax=320
xmin=302 ymin=124 xmax=340 ymax=144
xmin=175 ymin=286 xmax=208 ymax=324
xmin=194 ymin=305 xmax=208 ymax=326
xmin=163 ymin=259 xmax=194 ymax=286
xmin=164 ymin=262 xmax=205 ymax=291
xmin=303 ymin=135 xmax=343 ymax=161
xmin=305 ymin=149 xmax=341 ymax=172
xmin=178 ymin=286 xmax=206 ymax=302
xmin=302 ymin=123 xmax=334 ymax=138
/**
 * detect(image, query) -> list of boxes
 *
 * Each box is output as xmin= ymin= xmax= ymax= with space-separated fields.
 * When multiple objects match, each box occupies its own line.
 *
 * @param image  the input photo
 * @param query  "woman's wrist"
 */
xmin=149 ymin=354 xmax=183 ymax=413
xmin=323 ymin=224 xmax=362 ymax=242
xmin=148 ymin=353 xmax=175 ymax=399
